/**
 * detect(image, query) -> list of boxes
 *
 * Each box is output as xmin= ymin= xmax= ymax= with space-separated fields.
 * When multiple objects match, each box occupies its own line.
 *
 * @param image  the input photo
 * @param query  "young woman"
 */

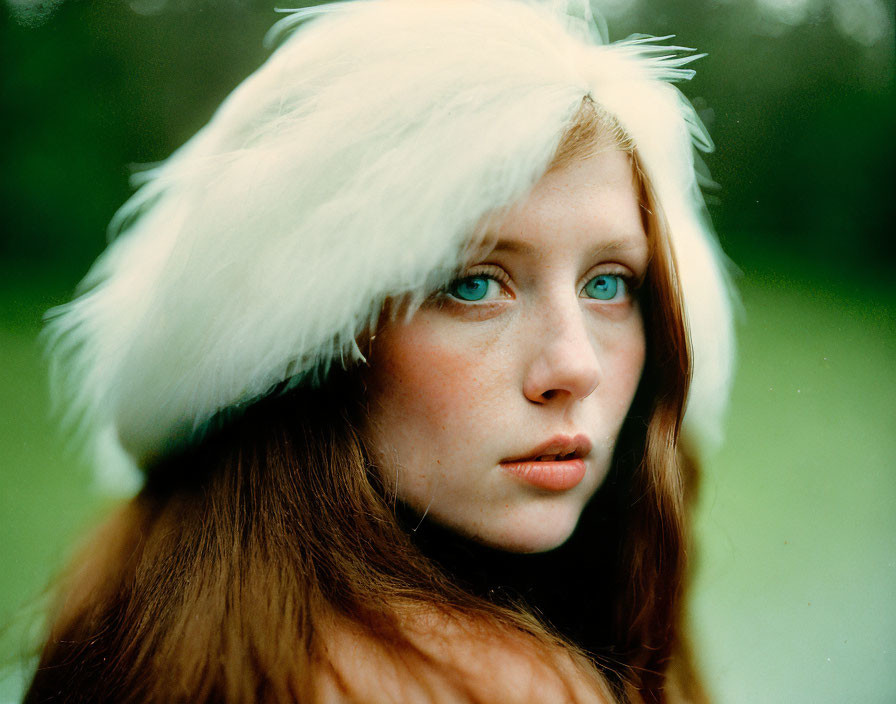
xmin=27 ymin=1 xmax=734 ymax=702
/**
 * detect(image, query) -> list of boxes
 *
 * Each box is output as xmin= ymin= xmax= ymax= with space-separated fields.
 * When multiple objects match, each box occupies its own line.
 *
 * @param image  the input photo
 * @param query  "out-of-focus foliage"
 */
xmin=605 ymin=0 xmax=895 ymax=271
xmin=1 ymin=0 xmax=276 ymax=272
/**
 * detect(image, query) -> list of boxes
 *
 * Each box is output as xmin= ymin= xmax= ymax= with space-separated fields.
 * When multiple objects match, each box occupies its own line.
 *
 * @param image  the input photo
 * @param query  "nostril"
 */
xmin=541 ymin=389 xmax=556 ymax=401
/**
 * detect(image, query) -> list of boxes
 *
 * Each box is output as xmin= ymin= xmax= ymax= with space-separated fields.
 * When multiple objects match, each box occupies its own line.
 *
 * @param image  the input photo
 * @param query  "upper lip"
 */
xmin=501 ymin=434 xmax=593 ymax=463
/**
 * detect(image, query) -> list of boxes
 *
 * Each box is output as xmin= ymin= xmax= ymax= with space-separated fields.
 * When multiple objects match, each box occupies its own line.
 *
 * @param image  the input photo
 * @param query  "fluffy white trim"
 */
xmin=46 ymin=0 xmax=735 ymax=479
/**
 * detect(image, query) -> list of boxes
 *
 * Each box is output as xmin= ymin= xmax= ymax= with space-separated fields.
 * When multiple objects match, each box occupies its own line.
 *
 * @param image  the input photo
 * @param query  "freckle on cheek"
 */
xmin=403 ymin=336 xmax=474 ymax=383
xmin=376 ymin=329 xmax=480 ymax=423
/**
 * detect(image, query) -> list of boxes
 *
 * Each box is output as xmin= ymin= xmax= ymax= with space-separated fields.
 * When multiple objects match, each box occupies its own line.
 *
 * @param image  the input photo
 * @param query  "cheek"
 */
xmin=621 ymin=317 xmax=646 ymax=387
xmin=600 ymin=312 xmax=646 ymax=420
xmin=362 ymin=317 xmax=497 ymax=471
xmin=374 ymin=324 xmax=468 ymax=417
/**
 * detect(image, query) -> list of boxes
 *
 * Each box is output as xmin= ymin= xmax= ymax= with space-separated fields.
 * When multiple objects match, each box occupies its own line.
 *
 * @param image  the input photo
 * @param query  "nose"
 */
xmin=522 ymin=304 xmax=602 ymax=404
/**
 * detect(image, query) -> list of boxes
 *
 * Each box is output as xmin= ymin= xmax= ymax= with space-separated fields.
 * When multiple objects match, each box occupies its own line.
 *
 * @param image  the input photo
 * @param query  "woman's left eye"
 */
xmin=446 ymin=275 xmax=502 ymax=302
xmin=582 ymin=274 xmax=627 ymax=301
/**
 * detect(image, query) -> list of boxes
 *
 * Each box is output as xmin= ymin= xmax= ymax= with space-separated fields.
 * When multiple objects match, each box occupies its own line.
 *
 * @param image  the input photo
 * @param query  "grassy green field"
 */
xmin=1 ymin=262 xmax=894 ymax=702
xmin=691 ymin=262 xmax=896 ymax=702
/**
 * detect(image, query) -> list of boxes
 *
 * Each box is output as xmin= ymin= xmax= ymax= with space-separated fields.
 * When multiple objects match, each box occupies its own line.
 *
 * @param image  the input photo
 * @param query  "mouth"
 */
xmin=501 ymin=434 xmax=592 ymax=464
xmin=531 ymin=450 xmax=581 ymax=462
xmin=499 ymin=434 xmax=592 ymax=491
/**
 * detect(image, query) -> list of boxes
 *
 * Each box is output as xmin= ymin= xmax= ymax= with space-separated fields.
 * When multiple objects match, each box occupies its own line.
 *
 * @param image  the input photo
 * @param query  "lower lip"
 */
xmin=500 ymin=459 xmax=587 ymax=491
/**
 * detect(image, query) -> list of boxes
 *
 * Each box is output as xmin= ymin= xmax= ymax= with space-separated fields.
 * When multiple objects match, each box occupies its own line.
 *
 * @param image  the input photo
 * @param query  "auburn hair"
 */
xmin=25 ymin=99 xmax=707 ymax=704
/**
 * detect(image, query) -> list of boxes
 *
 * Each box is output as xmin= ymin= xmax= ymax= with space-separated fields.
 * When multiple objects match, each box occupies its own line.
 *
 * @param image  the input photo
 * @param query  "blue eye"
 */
xmin=447 ymin=276 xmax=494 ymax=302
xmin=584 ymin=274 xmax=626 ymax=301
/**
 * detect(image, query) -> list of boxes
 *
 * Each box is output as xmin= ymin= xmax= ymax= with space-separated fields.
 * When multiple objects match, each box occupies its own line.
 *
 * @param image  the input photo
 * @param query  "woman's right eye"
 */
xmin=446 ymin=275 xmax=501 ymax=302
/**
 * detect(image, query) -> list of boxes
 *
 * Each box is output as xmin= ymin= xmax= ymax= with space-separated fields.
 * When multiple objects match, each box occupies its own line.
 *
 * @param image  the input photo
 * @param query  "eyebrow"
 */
xmin=472 ymin=235 xmax=646 ymax=260
xmin=482 ymin=239 xmax=537 ymax=256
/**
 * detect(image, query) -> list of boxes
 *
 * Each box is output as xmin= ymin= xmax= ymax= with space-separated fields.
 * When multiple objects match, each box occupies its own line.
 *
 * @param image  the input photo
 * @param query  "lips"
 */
xmin=501 ymin=434 xmax=592 ymax=464
xmin=499 ymin=434 xmax=591 ymax=491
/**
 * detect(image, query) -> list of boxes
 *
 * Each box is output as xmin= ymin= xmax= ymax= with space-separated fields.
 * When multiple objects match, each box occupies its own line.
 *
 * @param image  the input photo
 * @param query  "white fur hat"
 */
xmin=47 ymin=0 xmax=735 ymax=488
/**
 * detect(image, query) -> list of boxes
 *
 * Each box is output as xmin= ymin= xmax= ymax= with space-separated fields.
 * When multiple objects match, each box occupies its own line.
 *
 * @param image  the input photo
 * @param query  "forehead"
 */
xmin=472 ymin=148 xmax=646 ymax=261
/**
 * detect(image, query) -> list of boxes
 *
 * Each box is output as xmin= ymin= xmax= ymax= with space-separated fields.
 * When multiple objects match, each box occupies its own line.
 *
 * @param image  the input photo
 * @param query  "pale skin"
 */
xmin=314 ymin=146 xmax=646 ymax=701
xmin=314 ymin=608 xmax=614 ymax=703
xmin=361 ymin=147 xmax=649 ymax=554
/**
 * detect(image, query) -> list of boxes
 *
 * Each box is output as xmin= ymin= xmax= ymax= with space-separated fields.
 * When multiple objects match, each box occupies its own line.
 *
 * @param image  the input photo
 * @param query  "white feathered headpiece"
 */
xmin=47 ymin=0 xmax=735 ymax=489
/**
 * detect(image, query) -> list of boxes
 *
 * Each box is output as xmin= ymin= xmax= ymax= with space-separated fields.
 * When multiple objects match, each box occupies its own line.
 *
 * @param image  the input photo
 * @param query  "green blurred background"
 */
xmin=1 ymin=0 xmax=893 ymax=701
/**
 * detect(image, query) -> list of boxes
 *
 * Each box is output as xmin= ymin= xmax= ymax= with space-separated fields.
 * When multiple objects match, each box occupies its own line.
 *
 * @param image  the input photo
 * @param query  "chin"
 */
xmin=487 ymin=532 xmax=576 ymax=554
xmin=465 ymin=513 xmax=582 ymax=554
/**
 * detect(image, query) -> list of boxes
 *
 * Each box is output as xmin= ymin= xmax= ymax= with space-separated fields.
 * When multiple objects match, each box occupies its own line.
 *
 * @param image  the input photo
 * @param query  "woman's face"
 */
xmin=361 ymin=148 xmax=648 ymax=553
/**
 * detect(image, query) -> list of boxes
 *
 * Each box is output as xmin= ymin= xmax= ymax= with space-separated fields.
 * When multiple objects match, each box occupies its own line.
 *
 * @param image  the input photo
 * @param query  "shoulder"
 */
xmin=310 ymin=607 xmax=612 ymax=704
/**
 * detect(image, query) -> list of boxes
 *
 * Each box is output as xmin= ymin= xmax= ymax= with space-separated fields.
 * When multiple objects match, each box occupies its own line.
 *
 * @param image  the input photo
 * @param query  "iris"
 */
xmin=584 ymin=274 xmax=624 ymax=300
xmin=448 ymin=276 xmax=492 ymax=302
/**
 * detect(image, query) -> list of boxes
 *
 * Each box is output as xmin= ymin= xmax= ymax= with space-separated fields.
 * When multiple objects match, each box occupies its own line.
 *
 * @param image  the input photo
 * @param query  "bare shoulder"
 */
xmin=311 ymin=607 xmax=612 ymax=704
